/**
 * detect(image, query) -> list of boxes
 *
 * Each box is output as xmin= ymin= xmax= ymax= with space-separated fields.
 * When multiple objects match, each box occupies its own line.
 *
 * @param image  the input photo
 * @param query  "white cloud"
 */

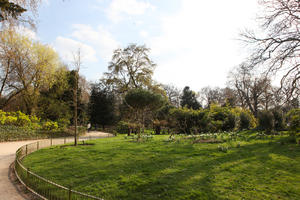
xmin=150 ymin=0 xmax=259 ymax=91
xmin=107 ymin=0 xmax=154 ymax=23
xmin=54 ymin=36 xmax=98 ymax=63
xmin=71 ymin=24 xmax=120 ymax=62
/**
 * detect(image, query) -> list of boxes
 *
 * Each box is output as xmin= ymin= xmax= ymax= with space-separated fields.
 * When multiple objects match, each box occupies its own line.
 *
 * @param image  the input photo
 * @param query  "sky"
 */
xmin=29 ymin=0 xmax=260 ymax=92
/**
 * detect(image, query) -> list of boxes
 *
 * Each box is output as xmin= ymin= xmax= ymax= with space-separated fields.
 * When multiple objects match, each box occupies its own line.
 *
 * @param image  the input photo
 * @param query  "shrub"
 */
xmin=258 ymin=110 xmax=274 ymax=134
xmin=223 ymin=113 xmax=237 ymax=131
xmin=42 ymin=121 xmax=59 ymax=131
xmin=16 ymin=114 xmax=31 ymax=126
xmin=271 ymin=109 xmax=285 ymax=131
xmin=5 ymin=116 xmax=18 ymax=125
xmin=57 ymin=118 xmax=70 ymax=129
xmin=116 ymin=121 xmax=130 ymax=134
xmin=286 ymin=109 xmax=300 ymax=136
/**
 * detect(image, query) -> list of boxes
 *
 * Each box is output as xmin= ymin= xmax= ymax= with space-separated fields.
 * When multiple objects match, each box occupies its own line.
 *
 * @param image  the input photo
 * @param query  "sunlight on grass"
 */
xmin=23 ymin=134 xmax=300 ymax=200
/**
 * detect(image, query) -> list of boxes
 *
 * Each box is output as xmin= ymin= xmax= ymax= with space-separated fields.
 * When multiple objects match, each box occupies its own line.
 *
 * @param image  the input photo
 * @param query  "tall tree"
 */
xmin=103 ymin=44 xmax=156 ymax=94
xmin=0 ymin=29 xmax=60 ymax=113
xmin=228 ymin=64 xmax=273 ymax=117
xmin=88 ymin=82 xmax=116 ymax=130
xmin=180 ymin=86 xmax=201 ymax=110
xmin=241 ymin=0 xmax=300 ymax=100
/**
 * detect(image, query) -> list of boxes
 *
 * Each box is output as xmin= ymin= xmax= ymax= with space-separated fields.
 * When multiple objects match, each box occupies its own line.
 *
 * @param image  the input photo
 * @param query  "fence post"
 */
xmin=37 ymin=141 xmax=39 ymax=150
xmin=50 ymin=136 xmax=53 ymax=146
xmin=26 ymin=144 xmax=28 ymax=156
xmin=64 ymin=137 xmax=66 ymax=144
xmin=26 ymin=167 xmax=29 ymax=186
xmin=68 ymin=187 xmax=72 ymax=200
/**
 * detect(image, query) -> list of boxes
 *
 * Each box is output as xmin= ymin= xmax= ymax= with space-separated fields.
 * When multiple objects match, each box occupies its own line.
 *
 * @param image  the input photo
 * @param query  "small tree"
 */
xmin=125 ymin=88 xmax=165 ymax=140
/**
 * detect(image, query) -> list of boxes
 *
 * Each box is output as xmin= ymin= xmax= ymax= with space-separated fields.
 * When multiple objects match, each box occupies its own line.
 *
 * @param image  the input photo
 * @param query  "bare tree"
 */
xmin=72 ymin=48 xmax=82 ymax=146
xmin=162 ymin=84 xmax=181 ymax=107
xmin=241 ymin=0 xmax=300 ymax=101
xmin=199 ymin=86 xmax=224 ymax=107
xmin=228 ymin=64 xmax=273 ymax=117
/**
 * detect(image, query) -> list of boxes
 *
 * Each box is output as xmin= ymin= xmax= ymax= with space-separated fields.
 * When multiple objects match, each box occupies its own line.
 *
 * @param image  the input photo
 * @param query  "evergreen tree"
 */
xmin=180 ymin=86 xmax=201 ymax=110
xmin=88 ymin=83 xmax=116 ymax=129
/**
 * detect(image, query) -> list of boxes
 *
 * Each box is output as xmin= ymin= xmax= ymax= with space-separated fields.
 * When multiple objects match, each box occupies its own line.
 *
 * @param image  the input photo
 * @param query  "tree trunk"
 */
xmin=74 ymin=71 xmax=78 ymax=146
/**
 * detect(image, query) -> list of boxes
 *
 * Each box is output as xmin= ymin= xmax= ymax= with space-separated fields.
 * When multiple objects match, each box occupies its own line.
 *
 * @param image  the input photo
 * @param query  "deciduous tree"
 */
xmin=103 ymin=44 xmax=156 ymax=95
xmin=241 ymin=0 xmax=300 ymax=100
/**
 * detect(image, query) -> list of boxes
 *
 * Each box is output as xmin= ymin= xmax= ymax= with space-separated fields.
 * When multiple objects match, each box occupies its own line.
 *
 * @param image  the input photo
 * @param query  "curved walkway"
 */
xmin=0 ymin=131 xmax=112 ymax=200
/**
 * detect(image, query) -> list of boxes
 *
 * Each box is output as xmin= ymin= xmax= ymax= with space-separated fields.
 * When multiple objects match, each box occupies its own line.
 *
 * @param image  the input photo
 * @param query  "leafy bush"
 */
xmin=116 ymin=121 xmax=130 ymax=134
xmin=5 ymin=116 xmax=18 ymax=125
xmin=258 ymin=110 xmax=274 ymax=134
xmin=286 ymin=109 xmax=300 ymax=136
xmin=57 ymin=118 xmax=70 ymax=129
xmin=42 ymin=121 xmax=59 ymax=131
xmin=238 ymin=110 xmax=256 ymax=130
xmin=271 ymin=109 xmax=285 ymax=131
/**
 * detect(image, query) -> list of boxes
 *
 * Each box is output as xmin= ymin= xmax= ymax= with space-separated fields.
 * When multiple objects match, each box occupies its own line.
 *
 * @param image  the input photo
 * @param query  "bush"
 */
xmin=116 ymin=121 xmax=130 ymax=134
xmin=271 ymin=109 xmax=285 ymax=131
xmin=223 ymin=113 xmax=237 ymax=131
xmin=42 ymin=121 xmax=59 ymax=131
xmin=258 ymin=110 xmax=274 ymax=134
xmin=57 ymin=118 xmax=70 ymax=129
xmin=286 ymin=109 xmax=300 ymax=136
xmin=239 ymin=111 xmax=256 ymax=130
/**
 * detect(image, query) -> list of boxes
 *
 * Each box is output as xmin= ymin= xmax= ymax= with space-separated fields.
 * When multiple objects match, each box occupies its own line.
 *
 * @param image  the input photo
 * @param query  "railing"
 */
xmin=14 ymin=135 xmax=112 ymax=200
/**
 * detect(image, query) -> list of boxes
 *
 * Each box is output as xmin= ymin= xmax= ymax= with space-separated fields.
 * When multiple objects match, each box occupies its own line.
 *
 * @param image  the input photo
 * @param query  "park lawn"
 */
xmin=23 ymin=134 xmax=300 ymax=200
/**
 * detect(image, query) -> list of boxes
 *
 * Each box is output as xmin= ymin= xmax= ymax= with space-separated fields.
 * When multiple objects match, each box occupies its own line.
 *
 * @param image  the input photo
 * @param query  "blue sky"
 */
xmin=30 ymin=0 xmax=260 ymax=91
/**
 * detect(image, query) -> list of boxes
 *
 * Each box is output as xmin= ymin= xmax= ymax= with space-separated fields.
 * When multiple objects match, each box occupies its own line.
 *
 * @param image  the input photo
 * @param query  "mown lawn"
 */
xmin=23 ymin=134 xmax=300 ymax=200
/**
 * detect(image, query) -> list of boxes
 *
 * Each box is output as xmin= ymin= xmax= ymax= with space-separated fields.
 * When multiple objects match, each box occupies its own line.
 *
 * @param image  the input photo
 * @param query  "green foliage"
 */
xmin=286 ymin=108 xmax=300 ymax=136
xmin=169 ymin=105 xmax=256 ymax=134
xmin=258 ymin=110 xmax=275 ymax=134
xmin=0 ymin=109 xmax=72 ymax=141
xmin=271 ymin=108 xmax=285 ymax=131
xmin=236 ymin=109 xmax=256 ymax=130
xmin=209 ymin=104 xmax=237 ymax=132
xmin=116 ymin=121 xmax=130 ymax=134
xmin=125 ymin=88 xmax=165 ymax=138
xmin=42 ymin=121 xmax=58 ymax=131
xmin=0 ymin=110 xmax=39 ymax=127
xmin=125 ymin=88 xmax=165 ymax=111
xmin=88 ymin=83 xmax=116 ymax=128
xmin=180 ymin=86 xmax=201 ymax=110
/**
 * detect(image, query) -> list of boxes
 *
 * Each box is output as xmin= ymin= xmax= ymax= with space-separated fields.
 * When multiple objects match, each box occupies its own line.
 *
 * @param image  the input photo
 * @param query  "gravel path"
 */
xmin=0 ymin=131 xmax=112 ymax=200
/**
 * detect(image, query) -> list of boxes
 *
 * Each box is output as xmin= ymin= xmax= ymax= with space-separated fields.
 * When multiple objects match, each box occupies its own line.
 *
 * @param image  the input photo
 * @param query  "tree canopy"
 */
xmin=103 ymin=44 xmax=156 ymax=94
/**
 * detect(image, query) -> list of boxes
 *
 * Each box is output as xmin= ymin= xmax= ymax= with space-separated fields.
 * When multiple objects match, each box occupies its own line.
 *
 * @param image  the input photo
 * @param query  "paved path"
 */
xmin=0 ymin=131 xmax=112 ymax=200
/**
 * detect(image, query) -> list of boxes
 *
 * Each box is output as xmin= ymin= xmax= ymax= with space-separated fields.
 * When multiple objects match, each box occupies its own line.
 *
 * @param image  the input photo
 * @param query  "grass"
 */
xmin=23 ymin=133 xmax=300 ymax=200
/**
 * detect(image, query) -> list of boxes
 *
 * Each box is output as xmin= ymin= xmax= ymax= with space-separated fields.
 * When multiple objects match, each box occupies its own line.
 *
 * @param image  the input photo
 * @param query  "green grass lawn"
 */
xmin=23 ymin=134 xmax=300 ymax=200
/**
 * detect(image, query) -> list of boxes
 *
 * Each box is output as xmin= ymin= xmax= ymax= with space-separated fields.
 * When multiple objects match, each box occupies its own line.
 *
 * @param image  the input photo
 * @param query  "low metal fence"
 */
xmin=14 ymin=135 xmax=112 ymax=200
